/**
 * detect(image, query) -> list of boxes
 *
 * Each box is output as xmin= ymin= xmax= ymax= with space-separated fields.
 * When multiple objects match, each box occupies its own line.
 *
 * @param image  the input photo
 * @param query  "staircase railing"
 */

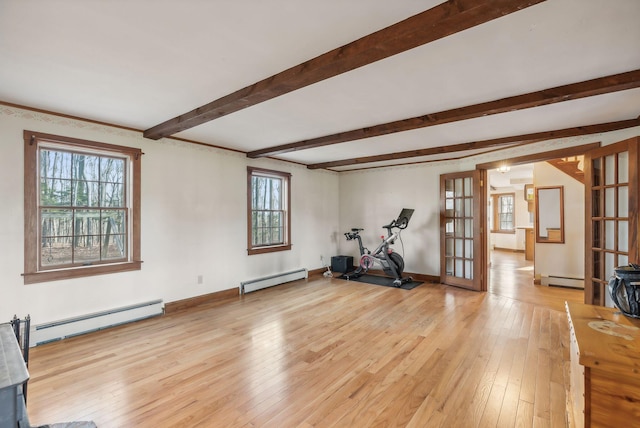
xmin=546 ymin=156 xmax=584 ymax=183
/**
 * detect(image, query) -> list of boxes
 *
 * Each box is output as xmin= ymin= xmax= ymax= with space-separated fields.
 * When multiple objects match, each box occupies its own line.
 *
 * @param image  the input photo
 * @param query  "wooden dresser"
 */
xmin=565 ymin=302 xmax=640 ymax=427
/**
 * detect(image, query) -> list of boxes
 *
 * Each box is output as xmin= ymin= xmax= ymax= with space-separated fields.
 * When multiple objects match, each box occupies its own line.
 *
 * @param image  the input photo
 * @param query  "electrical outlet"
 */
xmin=197 ymin=275 xmax=203 ymax=284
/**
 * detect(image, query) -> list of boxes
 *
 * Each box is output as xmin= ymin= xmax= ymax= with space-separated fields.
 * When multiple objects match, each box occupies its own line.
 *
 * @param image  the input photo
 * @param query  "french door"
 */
xmin=584 ymin=137 xmax=639 ymax=305
xmin=440 ymin=170 xmax=487 ymax=291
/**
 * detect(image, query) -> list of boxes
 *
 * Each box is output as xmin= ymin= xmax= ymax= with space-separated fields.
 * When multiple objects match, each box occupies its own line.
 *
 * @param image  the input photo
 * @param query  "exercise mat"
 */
xmin=339 ymin=273 xmax=423 ymax=290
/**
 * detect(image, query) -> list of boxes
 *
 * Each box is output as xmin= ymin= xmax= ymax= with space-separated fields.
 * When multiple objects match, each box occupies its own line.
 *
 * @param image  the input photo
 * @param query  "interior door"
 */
xmin=584 ymin=137 xmax=639 ymax=305
xmin=440 ymin=170 xmax=487 ymax=291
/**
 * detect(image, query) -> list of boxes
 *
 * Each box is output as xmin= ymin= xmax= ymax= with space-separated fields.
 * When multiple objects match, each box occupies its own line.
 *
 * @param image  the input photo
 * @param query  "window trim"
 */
xmin=23 ymin=130 xmax=142 ymax=284
xmin=491 ymin=192 xmax=516 ymax=234
xmin=247 ymin=166 xmax=291 ymax=255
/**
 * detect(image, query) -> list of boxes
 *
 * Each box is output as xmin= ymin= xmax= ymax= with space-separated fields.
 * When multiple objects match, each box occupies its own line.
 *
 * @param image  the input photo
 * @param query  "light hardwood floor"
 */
xmin=27 ymin=252 xmax=583 ymax=427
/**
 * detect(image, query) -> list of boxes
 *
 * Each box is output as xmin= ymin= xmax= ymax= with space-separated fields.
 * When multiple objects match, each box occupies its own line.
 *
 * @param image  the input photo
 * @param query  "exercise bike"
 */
xmin=342 ymin=208 xmax=414 ymax=287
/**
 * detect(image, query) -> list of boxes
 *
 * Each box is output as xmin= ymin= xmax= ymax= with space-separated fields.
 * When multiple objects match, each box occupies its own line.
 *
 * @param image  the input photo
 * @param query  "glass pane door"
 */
xmin=440 ymin=170 xmax=486 ymax=291
xmin=585 ymin=138 xmax=639 ymax=305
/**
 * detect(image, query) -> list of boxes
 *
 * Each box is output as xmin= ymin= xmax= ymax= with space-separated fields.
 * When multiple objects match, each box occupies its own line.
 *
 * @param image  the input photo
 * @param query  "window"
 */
xmin=247 ymin=167 xmax=291 ymax=255
xmin=491 ymin=193 xmax=515 ymax=233
xmin=23 ymin=130 xmax=141 ymax=284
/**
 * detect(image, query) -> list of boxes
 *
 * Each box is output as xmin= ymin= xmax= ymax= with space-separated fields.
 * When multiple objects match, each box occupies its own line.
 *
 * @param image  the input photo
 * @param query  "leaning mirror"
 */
xmin=535 ymin=186 xmax=564 ymax=243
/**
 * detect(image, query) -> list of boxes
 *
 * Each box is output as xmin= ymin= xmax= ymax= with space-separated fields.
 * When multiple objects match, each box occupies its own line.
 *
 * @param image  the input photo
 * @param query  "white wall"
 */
xmin=338 ymin=128 xmax=640 ymax=279
xmin=338 ymin=163 xmax=455 ymax=276
xmin=0 ymin=105 xmax=339 ymax=324
xmin=3 ymin=102 xmax=640 ymax=324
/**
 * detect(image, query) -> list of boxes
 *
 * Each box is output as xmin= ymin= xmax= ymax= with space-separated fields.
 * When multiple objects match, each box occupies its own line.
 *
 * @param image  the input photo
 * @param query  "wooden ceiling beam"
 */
xmin=476 ymin=141 xmax=601 ymax=170
xmin=306 ymin=117 xmax=640 ymax=169
xmin=251 ymin=69 xmax=640 ymax=158
xmin=144 ymin=0 xmax=546 ymax=140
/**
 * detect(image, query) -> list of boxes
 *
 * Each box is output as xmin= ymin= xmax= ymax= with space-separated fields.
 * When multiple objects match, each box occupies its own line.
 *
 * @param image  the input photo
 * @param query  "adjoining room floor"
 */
xmin=489 ymin=250 xmax=578 ymax=312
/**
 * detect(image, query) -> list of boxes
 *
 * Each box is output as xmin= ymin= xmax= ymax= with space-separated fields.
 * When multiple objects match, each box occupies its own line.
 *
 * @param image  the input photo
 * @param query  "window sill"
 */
xmin=248 ymin=244 xmax=291 ymax=255
xmin=23 ymin=261 xmax=142 ymax=284
xmin=490 ymin=230 xmax=516 ymax=234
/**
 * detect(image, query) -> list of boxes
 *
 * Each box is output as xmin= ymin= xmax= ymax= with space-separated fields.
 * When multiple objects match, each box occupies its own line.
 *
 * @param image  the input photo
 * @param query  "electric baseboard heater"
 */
xmin=541 ymin=275 xmax=584 ymax=289
xmin=240 ymin=268 xmax=307 ymax=294
xmin=32 ymin=299 xmax=164 ymax=346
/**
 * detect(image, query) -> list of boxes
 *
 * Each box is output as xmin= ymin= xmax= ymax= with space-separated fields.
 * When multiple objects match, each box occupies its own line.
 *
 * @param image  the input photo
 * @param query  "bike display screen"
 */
xmin=396 ymin=208 xmax=414 ymax=226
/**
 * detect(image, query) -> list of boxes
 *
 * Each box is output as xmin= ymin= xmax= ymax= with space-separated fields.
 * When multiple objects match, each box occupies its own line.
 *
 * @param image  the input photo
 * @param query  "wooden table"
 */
xmin=565 ymin=302 xmax=640 ymax=427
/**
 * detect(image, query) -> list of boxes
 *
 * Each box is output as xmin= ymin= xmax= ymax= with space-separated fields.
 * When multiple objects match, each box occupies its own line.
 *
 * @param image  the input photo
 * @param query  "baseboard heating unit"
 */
xmin=31 ymin=299 xmax=164 ymax=346
xmin=240 ymin=268 xmax=307 ymax=294
xmin=541 ymin=275 xmax=584 ymax=289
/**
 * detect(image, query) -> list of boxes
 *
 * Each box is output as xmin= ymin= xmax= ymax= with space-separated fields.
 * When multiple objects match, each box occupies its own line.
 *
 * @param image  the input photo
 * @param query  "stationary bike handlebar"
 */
xmin=344 ymin=208 xmax=413 ymax=240
xmin=344 ymin=228 xmax=363 ymax=240
xmin=382 ymin=217 xmax=409 ymax=231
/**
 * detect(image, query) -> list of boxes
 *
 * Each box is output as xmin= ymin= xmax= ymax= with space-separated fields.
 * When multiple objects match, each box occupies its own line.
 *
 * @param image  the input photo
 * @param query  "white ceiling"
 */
xmin=1 ymin=0 xmax=639 ymax=171
xmin=489 ymin=163 xmax=534 ymax=189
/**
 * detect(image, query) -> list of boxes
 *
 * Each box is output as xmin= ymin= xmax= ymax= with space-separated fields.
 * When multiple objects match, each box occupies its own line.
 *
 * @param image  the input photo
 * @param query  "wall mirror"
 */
xmin=535 ymin=186 xmax=564 ymax=243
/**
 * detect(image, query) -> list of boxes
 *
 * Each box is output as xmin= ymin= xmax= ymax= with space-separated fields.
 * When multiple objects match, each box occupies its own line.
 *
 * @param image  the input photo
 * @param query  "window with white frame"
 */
xmin=247 ymin=167 xmax=291 ymax=255
xmin=23 ymin=130 xmax=141 ymax=284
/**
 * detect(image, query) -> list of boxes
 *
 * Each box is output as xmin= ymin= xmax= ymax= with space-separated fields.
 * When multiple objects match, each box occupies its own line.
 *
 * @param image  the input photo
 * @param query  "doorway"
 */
xmin=487 ymin=163 xmax=535 ymax=294
xmin=473 ymin=142 xmax=601 ymax=301
xmin=441 ymin=139 xmax=638 ymax=307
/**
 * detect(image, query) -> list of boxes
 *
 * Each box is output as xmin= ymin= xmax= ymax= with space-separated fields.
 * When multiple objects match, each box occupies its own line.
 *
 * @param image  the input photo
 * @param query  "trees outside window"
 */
xmin=24 ymin=131 xmax=141 ymax=284
xmin=247 ymin=167 xmax=291 ymax=255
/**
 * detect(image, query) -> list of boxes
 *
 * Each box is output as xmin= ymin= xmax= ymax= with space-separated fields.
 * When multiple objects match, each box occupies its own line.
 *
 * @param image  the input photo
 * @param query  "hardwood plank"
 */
xmin=302 ymin=370 xmax=373 ymax=426
xmin=478 ymin=382 xmax=507 ymax=427
xmin=441 ymin=336 xmax=500 ymax=427
xmin=533 ymin=348 xmax=552 ymax=421
xmin=144 ymin=0 xmax=547 ymax=140
xmin=516 ymin=399 xmax=535 ymax=428
xmin=550 ymin=380 xmax=568 ymax=428
xmin=463 ymin=360 xmax=498 ymax=426
xmin=405 ymin=395 xmax=446 ymax=428
xmin=508 ymin=337 xmax=529 ymax=390
xmin=520 ymin=308 xmax=542 ymax=404
xmin=498 ymin=381 xmax=522 ymax=427
xmin=26 ymin=252 xmax=583 ymax=427
xmin=164 ymin=288 xmax=239 ymax=313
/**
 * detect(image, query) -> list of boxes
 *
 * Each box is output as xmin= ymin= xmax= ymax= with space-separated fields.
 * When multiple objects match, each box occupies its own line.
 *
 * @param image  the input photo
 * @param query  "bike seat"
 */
xmin=351 ymin=228 xmax=363 ymax=232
